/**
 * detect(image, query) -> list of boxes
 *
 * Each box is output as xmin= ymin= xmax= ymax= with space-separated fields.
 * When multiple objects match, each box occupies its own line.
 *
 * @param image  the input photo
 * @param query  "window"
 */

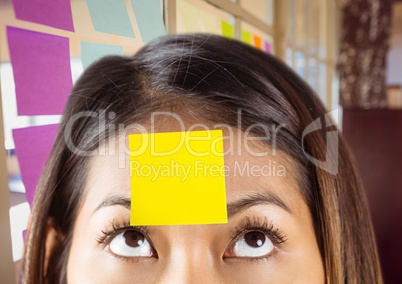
xmin=276 ymin=0 xmax=340 ymax=109
xmin=170 ymin=0 xmax=339 ymax=110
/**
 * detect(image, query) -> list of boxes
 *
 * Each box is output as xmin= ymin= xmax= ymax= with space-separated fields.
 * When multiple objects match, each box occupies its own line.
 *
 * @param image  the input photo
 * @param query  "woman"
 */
xmin=22 ymin=34 xmax=382 ymax=283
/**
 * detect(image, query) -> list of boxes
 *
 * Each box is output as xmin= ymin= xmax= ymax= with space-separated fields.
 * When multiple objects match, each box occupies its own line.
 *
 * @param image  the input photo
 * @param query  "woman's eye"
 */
xmin=228 ymin=231 xmax=274 ymax=258
xmin=108 ymin=230 xmax=154 ymax=257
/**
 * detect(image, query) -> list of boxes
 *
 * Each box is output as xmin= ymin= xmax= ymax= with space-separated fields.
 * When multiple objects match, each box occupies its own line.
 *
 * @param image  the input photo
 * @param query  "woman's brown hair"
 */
xmin=22 ymin=34 xmax=382 ymax=283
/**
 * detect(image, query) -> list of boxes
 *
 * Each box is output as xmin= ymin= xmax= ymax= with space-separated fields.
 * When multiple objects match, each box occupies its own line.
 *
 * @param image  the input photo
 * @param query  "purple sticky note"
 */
xmin=12 ymin=0 xmax=74 ymax=31
xmin=7 ymin=27 xmax=73 ymax=115
xmin=13 ymin=124 xmax=59 ymax=207
xmin=23 ymin=229 xmax=27 ymax=242
xmin=264 ymin=41 xmax=271 ymax=54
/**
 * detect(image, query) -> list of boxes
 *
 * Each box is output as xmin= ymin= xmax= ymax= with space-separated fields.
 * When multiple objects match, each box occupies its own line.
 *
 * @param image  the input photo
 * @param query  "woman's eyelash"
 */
xmin=96 ymin=216 xmax=286 ymax=252
xmin=232 ymin=216 xmax=287 ymax=245
xmin=96 ymin=219 xmax=149 ymax=246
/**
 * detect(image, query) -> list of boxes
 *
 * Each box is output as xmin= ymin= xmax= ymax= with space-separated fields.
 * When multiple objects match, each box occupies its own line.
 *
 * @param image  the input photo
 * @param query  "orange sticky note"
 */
xmin=129 ymin=130 xmax=227 ymax=226
xmin=253 ymin=35 xmax=263 ymax=50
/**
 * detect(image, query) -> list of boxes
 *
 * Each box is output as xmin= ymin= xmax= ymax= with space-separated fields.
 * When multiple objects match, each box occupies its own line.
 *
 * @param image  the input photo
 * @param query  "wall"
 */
xmin=343 ymin=109 xmax=402 ymax=283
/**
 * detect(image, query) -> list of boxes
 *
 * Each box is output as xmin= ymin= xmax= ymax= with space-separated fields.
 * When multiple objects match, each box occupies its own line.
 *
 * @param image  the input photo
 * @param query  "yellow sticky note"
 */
xmin=221 ymin=20 xmax=234 ymax=39
xmin=129 ymin=130 xmax=227 ymax=226
xmin=241 ymin=30 xmax=252 ymax=45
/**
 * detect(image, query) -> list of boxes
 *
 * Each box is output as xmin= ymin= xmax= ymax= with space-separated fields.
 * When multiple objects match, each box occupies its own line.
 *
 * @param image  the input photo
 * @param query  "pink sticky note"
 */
xmin=13 ymin=124 xmax=59 ymax=207
xmin=264 ymin=41 xmax=271 ymax=54
xmin=7 ymin=27 xmax=73 ymax=115
xmin=11 ymin=0 xmax=74 ymax=31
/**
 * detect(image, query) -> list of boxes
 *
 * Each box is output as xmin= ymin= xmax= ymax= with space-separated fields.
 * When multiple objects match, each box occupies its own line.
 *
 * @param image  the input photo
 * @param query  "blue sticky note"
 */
xmin=130 ymin=0 xmax=166 ymax=42
xmin=86 ymin=0 xmax=135 ymax=38
xmin=81 ymin=42 xmax=123 ymax=69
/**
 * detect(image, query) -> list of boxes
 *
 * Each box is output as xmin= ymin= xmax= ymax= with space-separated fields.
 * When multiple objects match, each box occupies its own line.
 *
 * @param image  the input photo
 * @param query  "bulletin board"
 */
xmin=0 ymin=0 xmax=166 ymax=204
xmin=0 ymin=0 xmax=166 ymax=273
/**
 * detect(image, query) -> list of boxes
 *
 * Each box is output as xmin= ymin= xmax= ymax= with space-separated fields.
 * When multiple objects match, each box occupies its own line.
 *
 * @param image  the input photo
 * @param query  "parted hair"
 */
xmin=22 ymin=34 xmax=382 ymax=283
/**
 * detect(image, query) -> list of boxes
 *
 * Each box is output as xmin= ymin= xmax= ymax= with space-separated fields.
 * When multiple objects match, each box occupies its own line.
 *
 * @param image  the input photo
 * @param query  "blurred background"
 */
xmin=0 ymin=0 xmax=401 ymax=282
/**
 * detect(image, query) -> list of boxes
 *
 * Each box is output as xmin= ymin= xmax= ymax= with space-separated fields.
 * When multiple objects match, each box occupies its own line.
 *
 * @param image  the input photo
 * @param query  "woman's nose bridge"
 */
xmin=170 ymin=225 xmax=217 ymax=264
xmin=157 ymin=225 xmax=223 ymax=283
xmin=161 ymin=247 xmax=220 ymax=283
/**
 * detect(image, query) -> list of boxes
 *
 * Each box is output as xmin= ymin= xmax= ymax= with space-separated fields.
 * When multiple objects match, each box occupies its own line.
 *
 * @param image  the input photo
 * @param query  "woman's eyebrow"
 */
xmin=93 ymin=191 xmax=291 ymax=217
xmin=93 ymin=194 xmax=131 ymax=214
xmin=226 ymin=192 xmax=292 ymax=218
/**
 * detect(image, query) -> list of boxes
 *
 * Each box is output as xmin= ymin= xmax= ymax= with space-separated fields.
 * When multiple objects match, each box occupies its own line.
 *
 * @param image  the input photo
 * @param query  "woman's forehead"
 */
xmin=83 ymin=124 xmax=303 ymax=218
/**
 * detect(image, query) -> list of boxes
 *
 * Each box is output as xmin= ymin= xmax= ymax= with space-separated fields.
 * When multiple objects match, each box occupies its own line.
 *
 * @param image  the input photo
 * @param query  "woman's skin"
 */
xmin=46 ymin=117 xmax=325 ymax=283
